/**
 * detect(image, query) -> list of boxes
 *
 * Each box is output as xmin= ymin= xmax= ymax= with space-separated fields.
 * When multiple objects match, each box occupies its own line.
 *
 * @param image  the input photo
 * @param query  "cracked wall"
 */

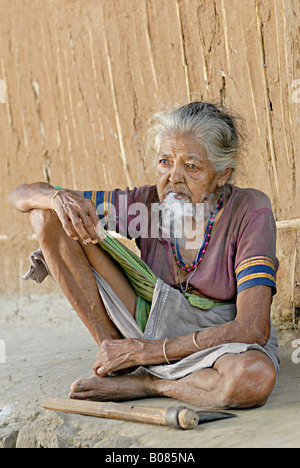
xmin=0 ymin=0 xmax=299 ymax=324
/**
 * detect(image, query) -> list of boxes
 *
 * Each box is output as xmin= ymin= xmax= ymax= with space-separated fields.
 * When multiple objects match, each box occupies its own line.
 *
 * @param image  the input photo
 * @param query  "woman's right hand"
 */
xmin=51 ymin=189 xmax=106 ymax=244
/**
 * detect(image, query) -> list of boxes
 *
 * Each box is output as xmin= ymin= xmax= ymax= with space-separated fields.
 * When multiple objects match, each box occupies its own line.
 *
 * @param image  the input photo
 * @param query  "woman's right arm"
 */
xmin=8 ymin=182 xmax=57 ymax=213
xmin=8 ymin=182 xmax=105 ymax=244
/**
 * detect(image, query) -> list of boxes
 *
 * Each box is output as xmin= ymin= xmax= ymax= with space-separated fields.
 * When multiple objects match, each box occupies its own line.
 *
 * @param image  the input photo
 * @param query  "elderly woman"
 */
xmin=9 ymin=102 xmax=279 ymax=409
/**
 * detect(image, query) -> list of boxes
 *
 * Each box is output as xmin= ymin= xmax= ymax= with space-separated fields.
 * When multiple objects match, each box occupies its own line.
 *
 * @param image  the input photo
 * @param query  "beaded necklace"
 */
xmin=171 ymin=191 xmax=224 ymax=293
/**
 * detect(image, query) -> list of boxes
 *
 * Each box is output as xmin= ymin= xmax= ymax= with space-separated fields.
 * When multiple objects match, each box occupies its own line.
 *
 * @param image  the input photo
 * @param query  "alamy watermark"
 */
xmin=291 ymin=79 xmax=300 ymax=104
xmin=291 ymin=339 xmax=300 ymax=364
xmin=0 ymin=339 xmax=6 ymax=364
xmin=96 ymin=192 xmax=206 ymax=250
xmin=0 ymin=79 xmax=7 ymax=104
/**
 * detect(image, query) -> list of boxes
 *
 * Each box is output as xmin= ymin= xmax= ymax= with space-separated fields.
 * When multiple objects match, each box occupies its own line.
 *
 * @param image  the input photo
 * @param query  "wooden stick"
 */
xmin=42 ymin=397 xmax=199 ymax=430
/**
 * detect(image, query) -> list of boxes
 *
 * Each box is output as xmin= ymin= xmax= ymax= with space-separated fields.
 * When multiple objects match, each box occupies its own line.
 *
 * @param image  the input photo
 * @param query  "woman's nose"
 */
xmin=169 ymin=162 xmax=184 ymax=184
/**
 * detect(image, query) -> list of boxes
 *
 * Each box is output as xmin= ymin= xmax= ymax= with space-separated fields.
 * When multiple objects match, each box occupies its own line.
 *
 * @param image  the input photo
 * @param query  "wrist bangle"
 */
xmin=192 ymin=331 xmax=201 ymax=351
xmin=163 ymin=338 xmax=171 ymax=365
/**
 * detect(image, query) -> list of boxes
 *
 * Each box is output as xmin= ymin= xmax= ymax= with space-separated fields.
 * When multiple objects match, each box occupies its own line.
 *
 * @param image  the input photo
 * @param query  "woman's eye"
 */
xmin=159 ymin=159 xmax=170 ymax=166
xmin=186 ymin=163 xmax=198 ymax=170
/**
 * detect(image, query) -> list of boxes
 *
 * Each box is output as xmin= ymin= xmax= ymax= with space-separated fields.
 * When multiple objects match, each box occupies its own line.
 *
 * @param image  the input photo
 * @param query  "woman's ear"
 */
xmin=217 ymin=167 xmax=233 ymax=187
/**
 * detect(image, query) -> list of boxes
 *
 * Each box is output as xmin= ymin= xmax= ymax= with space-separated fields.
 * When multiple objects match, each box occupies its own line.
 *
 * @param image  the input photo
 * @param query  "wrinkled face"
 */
xmin=156 ymin=132 xmax=231 ymax=205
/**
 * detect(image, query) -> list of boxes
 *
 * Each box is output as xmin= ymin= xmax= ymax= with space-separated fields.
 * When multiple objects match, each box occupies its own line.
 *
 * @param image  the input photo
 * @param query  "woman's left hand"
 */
xmin=92 ymin=338 xmax=144 ymax=377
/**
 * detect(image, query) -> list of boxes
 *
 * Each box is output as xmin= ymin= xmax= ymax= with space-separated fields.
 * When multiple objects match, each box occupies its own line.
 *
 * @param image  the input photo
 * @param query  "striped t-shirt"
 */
xmin=84 ymin=184 xmax=278 ymax=302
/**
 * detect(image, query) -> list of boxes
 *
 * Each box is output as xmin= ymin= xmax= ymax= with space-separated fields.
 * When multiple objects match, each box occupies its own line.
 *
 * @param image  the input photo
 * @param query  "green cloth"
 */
xmin=100 ymin=233 xmax=230 ymax=331
xmin=100 ymin=233 xmax=157 ymax=303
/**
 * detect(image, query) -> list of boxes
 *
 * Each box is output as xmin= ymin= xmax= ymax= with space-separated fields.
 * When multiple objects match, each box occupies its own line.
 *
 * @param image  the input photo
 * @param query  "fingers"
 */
xmin=96 ymin=367 xmax=107 ymax=377
xmin=92 ymin=361 xmax=100 ymax=375
xmin=95 ymin=222 xmax=106 ymax=242
xmin=92 ymin=360 xmax=110 ymax=378
xmin=79 ymin=203 xmax=105 ymax=243
xmin=57 ymin=213 xmax=99 ymax=245
xmin=87 ymin=204 xmax=106 ymax=241
xmin=73 ymin=212 xmax=99 ymax=244
xmin=92 ymin=344 xmax=116 ymax=377
xmin=92 ymin=358 xmax=110 ymax=377
xmin=62 ymin=209 xmax=102 ymax=244
xmin=60 ymin=214 xmax=80 ymax=241
xmin=89 ymin=206 xmax=102 ymax=228
xmin=92 ymin=339 xmax=139 ymax=378
xmin=53 ymin=191 xmax=104 ymax=244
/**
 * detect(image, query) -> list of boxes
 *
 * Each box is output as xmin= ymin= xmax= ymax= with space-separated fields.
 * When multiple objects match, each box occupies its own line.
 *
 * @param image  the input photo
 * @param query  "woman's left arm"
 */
xmin=94 ymin=285 xmax=272 ymax=376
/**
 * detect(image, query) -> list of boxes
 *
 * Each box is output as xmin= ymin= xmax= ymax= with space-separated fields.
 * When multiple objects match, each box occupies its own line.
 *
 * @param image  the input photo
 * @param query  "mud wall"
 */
xmin=0 ymin=0 xmax=299 ymax=325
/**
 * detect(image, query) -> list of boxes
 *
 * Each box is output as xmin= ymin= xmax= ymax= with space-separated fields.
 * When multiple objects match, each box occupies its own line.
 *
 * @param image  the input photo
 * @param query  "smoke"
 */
xmin=158 ymin=192 xmax=204 ymax=250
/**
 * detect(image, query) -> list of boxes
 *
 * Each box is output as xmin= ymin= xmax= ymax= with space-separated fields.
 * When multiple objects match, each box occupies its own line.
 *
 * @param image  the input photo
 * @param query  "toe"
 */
xmin=70 ymin=379 xmax=83 ymax=393
xmin=69 ymin=391 xmax=84 ymax=399
xmin=70 ymin=375 xmax=100 ymax=393
xmin=69 ymin=389 xmax=101 ymax=400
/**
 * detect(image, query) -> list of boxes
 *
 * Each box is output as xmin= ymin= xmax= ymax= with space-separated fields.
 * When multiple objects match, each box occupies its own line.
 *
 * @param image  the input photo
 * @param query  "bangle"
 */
xmin=51 ymin=189 xmax=61 ymax=214
xmin=163 ymin=338 xmax=171 ymax=365
xmin=192 ymin=331 xmax=201 ymax=351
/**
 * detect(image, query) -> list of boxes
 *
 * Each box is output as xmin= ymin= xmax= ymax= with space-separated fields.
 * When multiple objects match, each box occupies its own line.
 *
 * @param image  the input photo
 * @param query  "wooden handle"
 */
xmin=42 ymin=397 xmax=199 ymax=430
xmin=178 ymin=408 xmax=199 ymax=429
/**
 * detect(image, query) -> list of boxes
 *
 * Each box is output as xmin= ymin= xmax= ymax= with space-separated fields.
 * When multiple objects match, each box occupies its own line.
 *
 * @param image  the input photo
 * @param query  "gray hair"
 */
xmin=145 ymin=101 xmax=245 ymax=174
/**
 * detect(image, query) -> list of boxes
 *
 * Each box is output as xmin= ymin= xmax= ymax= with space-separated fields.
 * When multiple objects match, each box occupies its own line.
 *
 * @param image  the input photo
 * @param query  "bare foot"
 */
xmin=69 ymin=372 xmax=155 ymax=401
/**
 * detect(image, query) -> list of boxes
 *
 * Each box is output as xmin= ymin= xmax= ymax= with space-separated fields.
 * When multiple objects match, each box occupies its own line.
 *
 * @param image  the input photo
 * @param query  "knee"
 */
xmin=220 ymin=355 xmax=277 ymax=409
xmin=30 ymin=209 xmax=61 ymax=240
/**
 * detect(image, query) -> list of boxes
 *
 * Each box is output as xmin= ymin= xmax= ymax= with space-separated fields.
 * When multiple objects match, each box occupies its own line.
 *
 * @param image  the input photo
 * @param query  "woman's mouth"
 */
xmin=164 ymin=191 xmax=190 ymax=202
xmin=173 ymin=193 xmax=188 ymax=200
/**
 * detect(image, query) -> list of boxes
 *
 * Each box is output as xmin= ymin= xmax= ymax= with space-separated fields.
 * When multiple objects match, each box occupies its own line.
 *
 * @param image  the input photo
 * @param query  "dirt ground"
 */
xmin=0 ymin=293 xmax=300 ymax=449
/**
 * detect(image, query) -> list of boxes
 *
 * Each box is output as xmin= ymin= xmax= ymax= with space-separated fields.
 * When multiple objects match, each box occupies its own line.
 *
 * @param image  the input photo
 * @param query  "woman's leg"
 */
xmin=69 ymin=350 xmax=277 ymax=409
xmin=151 ymin=350 xmax=277 ymax=409
xmin=30 ymin=210 xmax=277 ymax=409
xmin=30 ymin=209 xmax=137 ymax=346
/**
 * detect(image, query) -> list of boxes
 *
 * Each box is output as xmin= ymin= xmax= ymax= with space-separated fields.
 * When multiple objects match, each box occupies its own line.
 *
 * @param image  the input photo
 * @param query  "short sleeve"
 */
xmin=84 ymin=189 xmax=117 ymax=231
xmin=84 ymin=185 xmax=158 ymax=240
xmin=234 ymin=208 xmax=279 ymax=296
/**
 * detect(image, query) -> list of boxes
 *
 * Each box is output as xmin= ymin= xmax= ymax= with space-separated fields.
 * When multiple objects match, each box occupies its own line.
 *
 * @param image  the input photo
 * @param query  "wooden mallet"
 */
xmin=43 ymin=397 xmax=235 ymax=430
